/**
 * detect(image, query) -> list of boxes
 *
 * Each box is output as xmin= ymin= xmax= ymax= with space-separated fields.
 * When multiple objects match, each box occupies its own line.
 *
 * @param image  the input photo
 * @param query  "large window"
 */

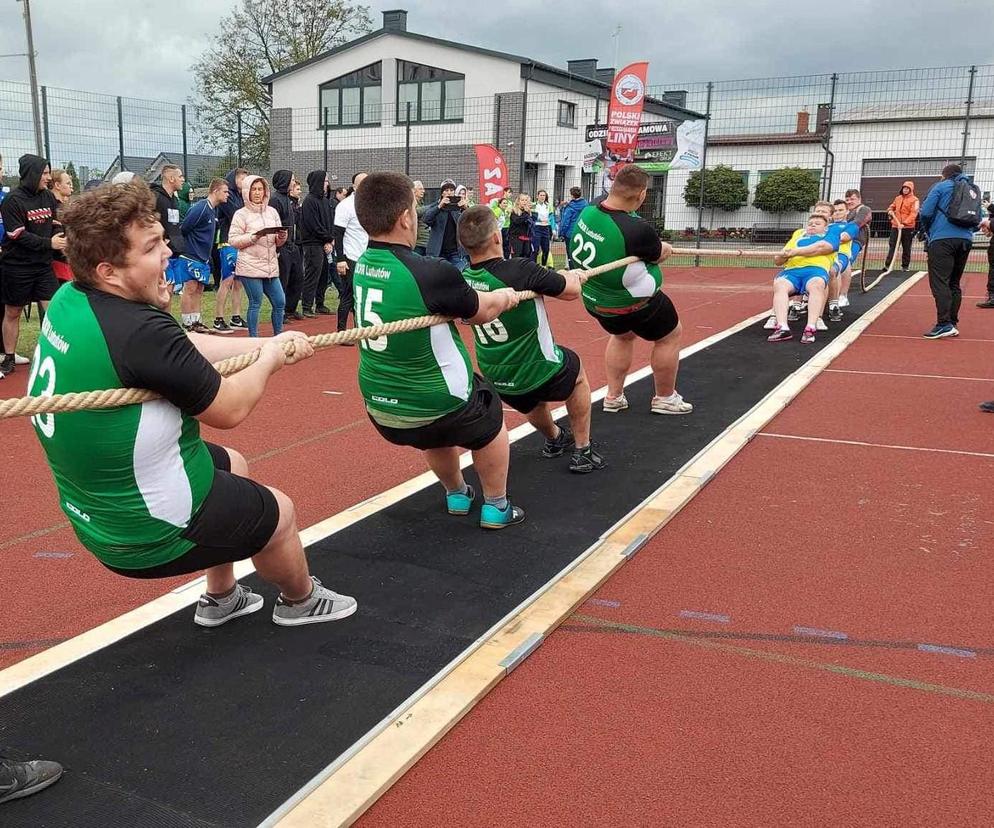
xmin=397 ymin=60 xmax=465 ymax=123
xmin=319 ymin=62 xmax=382 ymax=128
xmin=557 ymin=100 xmax=576 ymax=128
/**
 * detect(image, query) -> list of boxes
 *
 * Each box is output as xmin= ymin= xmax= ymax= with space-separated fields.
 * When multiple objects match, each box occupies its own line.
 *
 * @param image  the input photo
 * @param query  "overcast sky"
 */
xmin=1 ymin=0 xmax=991 ymax=102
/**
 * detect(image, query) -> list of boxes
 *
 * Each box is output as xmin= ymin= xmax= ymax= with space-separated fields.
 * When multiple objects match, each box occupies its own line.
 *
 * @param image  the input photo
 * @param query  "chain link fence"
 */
xmin=2 ymin=64 xmax=991 ymax=270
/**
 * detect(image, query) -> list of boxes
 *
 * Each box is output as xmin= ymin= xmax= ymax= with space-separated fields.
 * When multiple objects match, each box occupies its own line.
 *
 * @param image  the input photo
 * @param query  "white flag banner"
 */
xmin=668 ymin=119 xmax=707 ymax=171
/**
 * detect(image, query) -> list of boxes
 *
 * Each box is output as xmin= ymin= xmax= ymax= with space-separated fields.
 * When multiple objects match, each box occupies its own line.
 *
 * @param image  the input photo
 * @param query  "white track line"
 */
xmin=758 ymin=432 xmax=994 ymax=460
xmin=865 ymin=333 xmax=994 ymax=344
xmin=826 ymin=368 xmax=994 ymax=383
xmin=0 ymin=309 xmax=769 ymax=697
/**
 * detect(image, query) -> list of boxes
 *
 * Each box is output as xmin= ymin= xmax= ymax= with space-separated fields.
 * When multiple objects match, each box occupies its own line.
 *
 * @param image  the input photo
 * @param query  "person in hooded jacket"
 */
xmin=228 ymin=175 xmax=287 ymax=337
xmin=886 ymin=180 xmax=919 ymax=270
xmin=0 ymin=154 xmax=63 ymax=375
xmin=217 ymin=168 xmax=248 ymax=328
xmin=270 ymin=170 xmax=304 ymax=321
xmin=299 ymin=170 xmax=336 ymax=317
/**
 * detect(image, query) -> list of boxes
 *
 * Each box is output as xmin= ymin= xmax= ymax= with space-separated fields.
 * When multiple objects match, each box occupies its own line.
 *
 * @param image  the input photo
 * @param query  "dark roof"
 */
xmin=149 ymin=152 xmax=232 ymax=184
xmin=261 ymin=28 xmax=703 ymax=122
xmin=708 ymin=132 xmax=825 ymax=147
xmin=101 ymin=155 xmax=157 ymax=180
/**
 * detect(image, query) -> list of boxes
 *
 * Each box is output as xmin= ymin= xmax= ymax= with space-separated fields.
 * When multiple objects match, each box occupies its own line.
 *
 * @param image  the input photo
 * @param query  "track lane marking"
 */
xmin=826 ymin=368 xmax=994 ymax=382
xmin=758 ymin=432 xmax=994 ymax=460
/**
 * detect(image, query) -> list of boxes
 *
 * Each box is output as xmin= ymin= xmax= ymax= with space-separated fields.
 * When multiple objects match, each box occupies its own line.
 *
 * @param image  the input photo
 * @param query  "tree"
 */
xmin=62 ymin=161 xmax=80 ymax=193
xmin=753 ymin=167 xmax=820 ymax=222
xmin=191 ymin=0 xmax=372 ymax=169
xmin=683 ymin=165 xmax=749 ymax=228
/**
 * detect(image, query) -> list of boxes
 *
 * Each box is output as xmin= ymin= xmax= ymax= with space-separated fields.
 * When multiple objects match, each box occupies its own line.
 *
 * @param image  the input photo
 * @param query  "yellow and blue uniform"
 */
xmin=830 ymin=221 xmax=859 ymax=274
xmin=776 ymin=228 xmax=839 ymax=293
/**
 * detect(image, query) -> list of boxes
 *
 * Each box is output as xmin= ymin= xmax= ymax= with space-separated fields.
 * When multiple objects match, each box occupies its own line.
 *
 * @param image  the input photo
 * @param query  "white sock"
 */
xmin=656 ymin=392 xmax=679 ymax=402
xmin=182 ymin=313 xmax=196 ymax=325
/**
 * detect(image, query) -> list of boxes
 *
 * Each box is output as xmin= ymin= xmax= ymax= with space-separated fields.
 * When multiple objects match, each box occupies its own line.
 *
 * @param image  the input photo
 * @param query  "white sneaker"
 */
xmin=603 ymin=393 xmax=629 ymax=413
xmin=651 ymin=393 xmax=693 ymax=415
xmin=838 ymin=295 xmax=850 ymax=308
xmin=815 ymin=318 xmax=828 ymax=331
xmin=763 ymin=315 xmax=778 ymax=330
xmin=14 ymin=353 xmax=30 ymax=365
xmin=272 ymin=576 xmax=357 ymax=627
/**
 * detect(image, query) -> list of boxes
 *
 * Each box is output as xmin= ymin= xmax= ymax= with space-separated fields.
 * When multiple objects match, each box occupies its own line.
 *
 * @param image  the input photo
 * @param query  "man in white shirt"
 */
xmin=333 ymin=171 xmax=368 ymax=334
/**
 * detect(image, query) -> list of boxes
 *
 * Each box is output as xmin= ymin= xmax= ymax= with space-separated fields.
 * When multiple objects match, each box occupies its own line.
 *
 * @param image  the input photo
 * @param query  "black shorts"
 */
xmin=499 ymin=347 xmax=582 ymax=414
xmin=370 ymin=375 xmax=504 ymax=451
xmin=590 ymin=291 xmax=679 ymax=341
xmin=2 ymin=266 xmax=58 ymax=307
xmin=104 ymin=443 xmax=281 ymax=579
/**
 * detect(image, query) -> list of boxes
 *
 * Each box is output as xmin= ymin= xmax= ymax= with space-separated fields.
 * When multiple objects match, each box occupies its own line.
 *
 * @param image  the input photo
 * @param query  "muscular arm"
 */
xmin=466 ymin=289 xmax=518 ymax=324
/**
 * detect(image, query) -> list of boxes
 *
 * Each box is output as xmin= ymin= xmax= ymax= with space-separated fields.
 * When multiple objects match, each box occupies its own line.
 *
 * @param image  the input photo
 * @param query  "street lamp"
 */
xmin=17 ymin=0 xmax=44 ymax=156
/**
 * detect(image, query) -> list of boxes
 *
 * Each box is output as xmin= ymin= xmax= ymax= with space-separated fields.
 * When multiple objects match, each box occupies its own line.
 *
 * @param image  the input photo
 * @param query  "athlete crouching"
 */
xmin=28 ymin=181 xmax=356 ymax=628
xmin=457 ymin=206 xmax=605 ymax=474
xmin=353 ymin=172 xmax=526 ymax=529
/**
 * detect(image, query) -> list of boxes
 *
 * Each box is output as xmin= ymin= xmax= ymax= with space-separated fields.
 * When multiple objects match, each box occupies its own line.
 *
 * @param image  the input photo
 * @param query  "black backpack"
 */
xmin=943 ymin=178 xmax=982 ymax=228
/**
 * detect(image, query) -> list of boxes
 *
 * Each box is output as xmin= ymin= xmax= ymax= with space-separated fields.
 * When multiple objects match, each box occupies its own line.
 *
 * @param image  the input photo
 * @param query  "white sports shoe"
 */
xmin=603 ymin=394 xmax=629 ymax=413
xmin=838 ymin=295 xmax=850 ymax=308
xmin=651 ymin=393 xmax=693 ymax=415
xmin=763 ymin=315 xmax=778 ymax=330
xmin=815 ymin=318 xmax=828 ymax=331
xmin=14 ymin=353 xmax=29 ymax=365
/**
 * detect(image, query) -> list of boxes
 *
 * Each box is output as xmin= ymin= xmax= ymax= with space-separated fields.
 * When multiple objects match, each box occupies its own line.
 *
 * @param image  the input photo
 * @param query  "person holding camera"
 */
xmin=423 ymin=178 xmax=469 ymax=271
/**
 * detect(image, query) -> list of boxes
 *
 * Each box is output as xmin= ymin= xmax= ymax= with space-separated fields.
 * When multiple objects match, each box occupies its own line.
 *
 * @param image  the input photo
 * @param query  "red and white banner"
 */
xmin=474 ymin=144 xmax=509 ymax=203
xmin=605 ymin=61 xmax=650 ymax=158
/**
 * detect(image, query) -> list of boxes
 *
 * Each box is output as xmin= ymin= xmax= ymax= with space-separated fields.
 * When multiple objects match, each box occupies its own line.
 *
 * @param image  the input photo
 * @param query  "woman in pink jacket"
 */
xmin=228 ymin=175 xmax=288 ymax=336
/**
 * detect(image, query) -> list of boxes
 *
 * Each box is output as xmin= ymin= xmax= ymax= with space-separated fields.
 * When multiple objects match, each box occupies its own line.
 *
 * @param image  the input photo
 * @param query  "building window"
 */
xmin=758 ymin=168 xmax=821 ymax=184
xmin=319 ymin=62 xmax=382 ymax=128
xmin=862 ymin=157 xmax=976 ymax=176
xmin=557 ymin=100 xmax=576 ymax=128
xmin=397 ymin=60 xmax=465 ymax=123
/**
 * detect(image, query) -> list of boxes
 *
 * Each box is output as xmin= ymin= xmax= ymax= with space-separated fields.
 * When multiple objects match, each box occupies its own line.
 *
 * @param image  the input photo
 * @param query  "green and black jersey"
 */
xmin=569 ymin=204 xmax=663 ymax=313
xmin=355 ymin=241 xmax=480 ymax=427
xmin=462 ymin=257 xmax=567 ymax=394
xmin=27 ymin=283 xmax=222 ymax=568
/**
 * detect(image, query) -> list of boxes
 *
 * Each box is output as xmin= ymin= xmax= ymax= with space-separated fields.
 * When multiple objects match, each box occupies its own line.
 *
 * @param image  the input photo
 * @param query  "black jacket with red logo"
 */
xmin=0 ymin=154 xmax=57 ymax=273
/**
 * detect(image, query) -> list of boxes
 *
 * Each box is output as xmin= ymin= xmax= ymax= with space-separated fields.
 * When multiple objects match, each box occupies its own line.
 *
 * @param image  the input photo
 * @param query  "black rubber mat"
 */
xmin=0 ymin=275 xmax=906 ymax=827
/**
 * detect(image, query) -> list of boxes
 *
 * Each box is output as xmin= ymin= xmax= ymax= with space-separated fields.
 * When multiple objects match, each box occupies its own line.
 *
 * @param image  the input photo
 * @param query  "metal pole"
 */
xmin=405 ymin=102 xmax=411 ymax=175
xmin=181 ymin=104 xmax=188 ymax=178
xmin=117 ymin=96 xmax=126 ymax=172
xmin=40 ymin=84 xmax=50 ymax=161
xmin=237 ymin=111 xmax=243 ymax=167
xmin=493 ymin=95 xmax=501 ymax=147
xmin=519 ymin=65 xmax=531 ymax=192
xmin=323 ymin=109 xmax=329 ymax=172
xmin=821 ymin=73 xmax=837 ymax=199
xmin=694 ymin=81 xmax=713 ymax=267
xmin=961 ymin=65 xmax=976 ymax=164
xmin=20 ymin=0 xmax=43 ymax=155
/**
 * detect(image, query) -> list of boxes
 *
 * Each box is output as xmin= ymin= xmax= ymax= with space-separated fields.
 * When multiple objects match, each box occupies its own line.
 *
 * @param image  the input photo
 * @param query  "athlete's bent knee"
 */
xmin=225 ymin=446 xmax=249 ymax=476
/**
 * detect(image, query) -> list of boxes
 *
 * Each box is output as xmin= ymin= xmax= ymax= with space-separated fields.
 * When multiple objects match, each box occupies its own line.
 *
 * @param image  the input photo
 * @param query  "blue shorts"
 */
xmin=166 ymin=256 xmax=212 ymax=287
xmin=832 ymin=253 xmax=850 ymax=275
xmin=219 ymin=245 xmax=238 ymax=281
xmin=850 ymin=241 xmax=862 ymax=263
xmin=776 ymin=266 xmax=829 ymax=294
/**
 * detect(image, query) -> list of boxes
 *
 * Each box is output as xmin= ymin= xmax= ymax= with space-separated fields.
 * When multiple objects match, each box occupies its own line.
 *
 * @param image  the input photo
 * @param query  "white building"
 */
xmin=263 ymin=9 xmax=699 ymax=203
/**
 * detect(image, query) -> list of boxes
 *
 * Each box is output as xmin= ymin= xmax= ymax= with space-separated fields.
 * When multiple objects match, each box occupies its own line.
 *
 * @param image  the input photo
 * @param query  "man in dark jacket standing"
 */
xmin=299 ymin=170 xmax=336 ymax=317
xmin=0 ymin=154 xmax=63 ymax=375
xmin=919 ymin=164 xmax=981 ymax=339
xmin=423 ymin=178 xmax=468 ymax=270
xmin=216 ymin=168 xmax=248 ymax=328
xmin=270 ymin=170 xmax=305 ymax=321
xmin=558 ymin=186 xmax=589 ymax=267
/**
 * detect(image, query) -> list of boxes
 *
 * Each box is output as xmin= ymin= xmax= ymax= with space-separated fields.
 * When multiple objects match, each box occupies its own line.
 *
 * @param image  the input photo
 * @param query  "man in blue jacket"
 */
xmin=919 ymin=164 xmax=981 ymax=339
xmin=558 ymin=186 xmax=589 ymax=267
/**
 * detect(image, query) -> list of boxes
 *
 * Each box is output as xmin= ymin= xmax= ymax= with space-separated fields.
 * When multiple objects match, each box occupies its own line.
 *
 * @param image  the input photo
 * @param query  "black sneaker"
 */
xmin=787 ymin=304 xmax=800 ymax=322
xmin=828 ymin=304 xmax=843 ymax=322
xmin=302 ymin=309 xmax=317 ymax=318
xmin=980 ymin=401 xmax=994 ymax=413
xmin=977 ymin=297 xmax=994 ymax=309
xmin=213 ymin=317 xmax=233 ymax=334
xmin=570 ymin=445 xmax=606 ymax=474
xmin=229 ymin=315 xmax=248 ymax=329
xmin=542 ymin=424 xmax=575 ymax=458
xmin=0 ymin=354 xmax=14 ymax=375
xmin=0 ymin=757 xmax=64 ymax=803
xmin=317 ymin=305 xmax=333 ymax=315
xmin=290 ymin=311 xmax=305 ymax=321
xmin=185 ymin=320 xmax=215 ymax=335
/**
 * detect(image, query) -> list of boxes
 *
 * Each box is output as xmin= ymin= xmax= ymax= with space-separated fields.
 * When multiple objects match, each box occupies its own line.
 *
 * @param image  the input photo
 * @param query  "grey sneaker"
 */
xmin=194 ymin=583 xmax=264 ymax=627
xmin=0 ymin=758 xmax=64 ymax=803
xmin=272 ymin=576 xmax=357 ymax=627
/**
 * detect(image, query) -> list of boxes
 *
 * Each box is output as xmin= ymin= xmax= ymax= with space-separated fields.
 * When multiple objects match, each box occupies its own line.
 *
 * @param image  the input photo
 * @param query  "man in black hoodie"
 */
xmin=0 ymin=154 xmax=63 ymax=375
xmin=299 ymin=170 xmax=336 ymax=317
xmin=270 ymin=170 xmax=305 ymax=320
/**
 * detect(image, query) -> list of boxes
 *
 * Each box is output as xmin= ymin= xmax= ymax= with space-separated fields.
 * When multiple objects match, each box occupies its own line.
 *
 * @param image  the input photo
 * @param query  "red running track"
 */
xmin=0 ymin=267 xmax=771 ymax=670
xmin=360 ymin=273 xmax=994 ymax=828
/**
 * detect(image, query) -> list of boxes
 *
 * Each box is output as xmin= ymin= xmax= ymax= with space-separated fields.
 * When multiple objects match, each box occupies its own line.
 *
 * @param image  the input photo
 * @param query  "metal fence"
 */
xmin=2 ymin=64 xmax=992 ymax=270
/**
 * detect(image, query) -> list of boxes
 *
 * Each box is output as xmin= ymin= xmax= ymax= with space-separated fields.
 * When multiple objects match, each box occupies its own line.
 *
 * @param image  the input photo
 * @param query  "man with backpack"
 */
xmin=919 ymin=163 xmax=983 ymax=339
